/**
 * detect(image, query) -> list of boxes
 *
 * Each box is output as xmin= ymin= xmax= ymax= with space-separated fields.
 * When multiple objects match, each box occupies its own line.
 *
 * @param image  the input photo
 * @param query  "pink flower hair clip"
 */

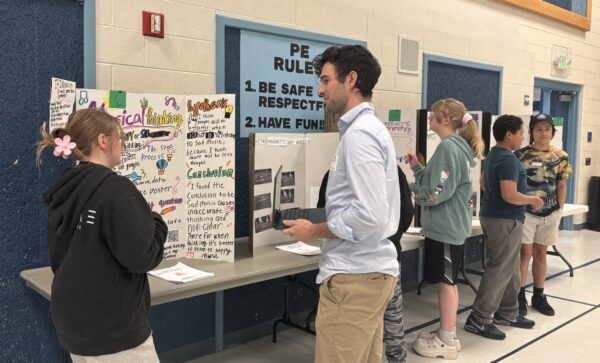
xmin=53 ymin=135 xmax=77 ymax=159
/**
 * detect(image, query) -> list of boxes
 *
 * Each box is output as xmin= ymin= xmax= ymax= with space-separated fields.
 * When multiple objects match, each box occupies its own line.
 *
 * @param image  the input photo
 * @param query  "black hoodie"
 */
xmin=43 ymin=162 xmax=168 ymax=356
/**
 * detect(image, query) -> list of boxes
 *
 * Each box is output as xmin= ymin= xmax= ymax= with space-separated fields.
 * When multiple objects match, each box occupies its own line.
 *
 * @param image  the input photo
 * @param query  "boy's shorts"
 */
xmin=423 ymin=237 xmax=464 ymax=285
xmin=521 ymin=209 xmax=562 ymax=246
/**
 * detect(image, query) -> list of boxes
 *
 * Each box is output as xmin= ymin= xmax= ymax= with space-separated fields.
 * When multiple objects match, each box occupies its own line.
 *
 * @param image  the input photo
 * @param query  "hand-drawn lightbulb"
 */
xmin=156 ymin=158 xmax=168 ymax=175
xmin=225 ymin=105 xmax=234 ymax=118
xmin=166 ymin=153 xmax=173 ymax=162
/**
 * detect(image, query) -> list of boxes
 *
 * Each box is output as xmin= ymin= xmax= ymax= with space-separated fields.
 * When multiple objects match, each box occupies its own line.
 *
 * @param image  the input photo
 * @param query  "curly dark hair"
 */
xmin=493 ymin=114 xmax=523 ymax=142
xmin=313 ymin=45 xmax=381 ymax=98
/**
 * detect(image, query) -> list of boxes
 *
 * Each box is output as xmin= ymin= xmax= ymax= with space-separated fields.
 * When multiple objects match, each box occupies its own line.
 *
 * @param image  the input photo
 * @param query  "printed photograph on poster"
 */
xmin=281 ymin=171 xmax=295 ymax=187
xmin=255 ymin=215 xmax=273 ymax=233
xmin=281 ymin=189 xmax=295 ymax=204
xmin=254 ymin=168 xmax=272 ymax=185
xmin=254 ymin=193 xmax=272 ymax=210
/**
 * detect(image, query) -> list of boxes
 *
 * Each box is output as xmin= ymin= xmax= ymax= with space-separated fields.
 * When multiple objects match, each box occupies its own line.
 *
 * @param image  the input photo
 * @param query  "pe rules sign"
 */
xmin=239 ymin=30 xmax=330 ymax=137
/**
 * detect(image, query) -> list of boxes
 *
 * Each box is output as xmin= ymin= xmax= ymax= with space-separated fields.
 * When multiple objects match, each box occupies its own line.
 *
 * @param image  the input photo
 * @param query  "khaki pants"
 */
xmin=315 ymin=273 xmax=397 ymax=363
xmin=70 ymin=335 xmax=159 ymax=363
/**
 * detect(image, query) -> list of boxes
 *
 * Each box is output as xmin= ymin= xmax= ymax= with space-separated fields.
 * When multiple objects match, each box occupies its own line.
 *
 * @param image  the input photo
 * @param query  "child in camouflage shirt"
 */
xmin=515 ymin=113 xmax=573 ymax=316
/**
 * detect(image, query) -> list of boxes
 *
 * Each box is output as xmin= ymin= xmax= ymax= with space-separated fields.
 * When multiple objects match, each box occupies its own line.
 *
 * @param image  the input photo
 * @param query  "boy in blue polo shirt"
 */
xmin=464 ymin=115 xmax=543 ymax=340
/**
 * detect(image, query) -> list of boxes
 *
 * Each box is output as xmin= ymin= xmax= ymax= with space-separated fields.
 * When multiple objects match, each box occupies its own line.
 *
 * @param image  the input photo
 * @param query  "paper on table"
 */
xmin=276 ymin=241 xmax=321 ymax=256
xmin=405 ymin=227 xmax=422 ymax=235
xmin=148 ymin=262 xmax=214 ymax=284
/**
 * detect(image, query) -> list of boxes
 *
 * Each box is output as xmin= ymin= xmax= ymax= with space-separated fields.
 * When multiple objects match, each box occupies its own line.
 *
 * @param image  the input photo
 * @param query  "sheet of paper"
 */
xmin=276 ymin=241 xmax=321 ymax=256
xmin=405 ymin=227 xmax=423 ymax=235
xmin=148 ymin=262 xmax=214 ymax=284
xmin=49 ymin=78 xmax=76 ymax=133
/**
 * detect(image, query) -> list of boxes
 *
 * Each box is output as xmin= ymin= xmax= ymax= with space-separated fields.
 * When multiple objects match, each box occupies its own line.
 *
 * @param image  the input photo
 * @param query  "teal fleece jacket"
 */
xmin=410 ymin=134 xmax=476 ymax=245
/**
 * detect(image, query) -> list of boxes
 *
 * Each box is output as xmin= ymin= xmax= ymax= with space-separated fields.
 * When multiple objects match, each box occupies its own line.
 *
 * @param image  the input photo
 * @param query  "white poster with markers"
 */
xmin=74 ymin=88 xmax=236 ymax=262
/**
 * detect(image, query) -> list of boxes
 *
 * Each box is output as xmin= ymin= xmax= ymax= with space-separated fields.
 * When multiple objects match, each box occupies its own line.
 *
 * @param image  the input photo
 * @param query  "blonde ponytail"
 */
xmin=431 ymin=98 xmax=484 ymax=159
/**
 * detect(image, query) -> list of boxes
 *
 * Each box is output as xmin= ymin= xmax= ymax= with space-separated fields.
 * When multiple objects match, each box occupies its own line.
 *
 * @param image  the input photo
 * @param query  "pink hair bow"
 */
xmin=462 ymin=113 xmax=473 ymax=125
xmin=53 ymin=135 xmax=77 ymax=159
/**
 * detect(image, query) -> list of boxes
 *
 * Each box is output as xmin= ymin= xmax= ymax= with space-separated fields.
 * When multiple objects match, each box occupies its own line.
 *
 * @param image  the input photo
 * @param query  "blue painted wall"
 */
xmin=0 ymin=0 xmax=84 ymax=361
xmin=426 ymin=60 xmax=500 ymax=114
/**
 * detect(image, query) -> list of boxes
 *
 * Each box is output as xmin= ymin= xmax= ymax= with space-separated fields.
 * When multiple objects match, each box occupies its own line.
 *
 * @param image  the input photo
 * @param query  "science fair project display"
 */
xmin=49 ymin=79 xmax=236 ymax=262
xmin=249 ymin=132 xmax=338 ymax=252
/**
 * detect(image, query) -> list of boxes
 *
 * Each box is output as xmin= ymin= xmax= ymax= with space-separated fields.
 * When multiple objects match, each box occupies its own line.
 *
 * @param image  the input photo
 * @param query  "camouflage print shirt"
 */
xmin=514 ymin=145 xmax=572 ymax=217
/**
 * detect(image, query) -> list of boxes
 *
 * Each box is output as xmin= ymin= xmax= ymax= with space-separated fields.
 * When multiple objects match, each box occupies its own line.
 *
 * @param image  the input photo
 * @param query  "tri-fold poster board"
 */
xmin=49 ymin=78 xmax=236 ymax=262
xmin=249 ymin=132 xmax=339 ymax=252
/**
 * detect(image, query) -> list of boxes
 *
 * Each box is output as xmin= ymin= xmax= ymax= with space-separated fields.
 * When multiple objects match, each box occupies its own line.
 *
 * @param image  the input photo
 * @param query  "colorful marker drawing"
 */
xmin=78 ymin=90 xmax=89 ymax=105
xmin=172 ymin=176 xmax=181 ymax=194
xmin=225 ymin=105 xmax=234 ymax=118
xmin=165 ymin=96 xmax=180 ymax=111
xmin=125 ymin=171 xmax=142 ymax=182
xmin=161 ymin=206 xmax=176 ymax=215
xmin=156 ymin=159 xmax=168 ymax=175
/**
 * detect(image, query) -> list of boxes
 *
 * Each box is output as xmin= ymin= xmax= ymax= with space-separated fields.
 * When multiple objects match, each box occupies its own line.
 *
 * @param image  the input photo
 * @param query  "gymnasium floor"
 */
xmin=189 ymin=229 xmax=600 ymax=362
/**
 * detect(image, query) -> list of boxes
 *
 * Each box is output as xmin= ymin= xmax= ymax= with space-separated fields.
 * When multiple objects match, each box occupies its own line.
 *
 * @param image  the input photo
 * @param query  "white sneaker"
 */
xmin=417 ymin=329 xmax=462 ymax=352
xmin=413 ymin=334 xmax=459 ymax=360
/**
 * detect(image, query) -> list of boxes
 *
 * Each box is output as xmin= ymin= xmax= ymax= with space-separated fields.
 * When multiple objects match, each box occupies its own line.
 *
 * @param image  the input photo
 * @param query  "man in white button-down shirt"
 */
xmin=282 ymin=45 xmax=400 ymax=363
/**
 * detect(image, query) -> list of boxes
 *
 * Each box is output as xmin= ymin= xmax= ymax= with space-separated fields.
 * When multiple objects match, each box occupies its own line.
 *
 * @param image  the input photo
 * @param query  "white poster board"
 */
xmin=74 ymin=89 xmax=236 ymax=262
xmin=251 ymin=133 xmax=338 ymax=248
xmin=49 ymin=78 xmax=76 ymax=133
xmin=384 ymin=109 xmax=417 ymax=184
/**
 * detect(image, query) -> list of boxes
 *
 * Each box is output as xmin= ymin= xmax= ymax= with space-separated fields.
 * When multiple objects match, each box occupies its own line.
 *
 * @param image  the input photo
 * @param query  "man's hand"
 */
xmin=281 ymin=219 xmax=320 ymax=242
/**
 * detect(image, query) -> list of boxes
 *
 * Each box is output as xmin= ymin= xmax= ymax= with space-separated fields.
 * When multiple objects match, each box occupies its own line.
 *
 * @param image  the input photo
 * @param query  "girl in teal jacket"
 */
xmin=407 ymin=98 xmax=484 ymax=360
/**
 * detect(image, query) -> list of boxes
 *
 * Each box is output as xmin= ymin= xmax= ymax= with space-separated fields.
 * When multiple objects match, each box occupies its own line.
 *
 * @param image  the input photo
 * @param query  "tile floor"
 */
xmin=188 ymin=229 xmax=600 ymax=362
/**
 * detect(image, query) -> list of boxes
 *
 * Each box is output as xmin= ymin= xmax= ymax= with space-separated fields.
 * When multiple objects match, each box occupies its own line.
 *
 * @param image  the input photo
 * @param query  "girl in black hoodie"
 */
xmin=37 ymin=109 xmax=168 ymax=362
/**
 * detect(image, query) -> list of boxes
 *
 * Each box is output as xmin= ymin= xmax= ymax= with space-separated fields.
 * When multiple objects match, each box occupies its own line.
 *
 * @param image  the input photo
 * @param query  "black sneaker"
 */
xmin=493 ymin=312 xmax=535 ymax=329
xmin=518 ymin=290 xmax=528 ymax=316
xmin=532 ymin=293 xmax=555 ymax=316
xmin=464 ymin=313 xmax=506 ymax=340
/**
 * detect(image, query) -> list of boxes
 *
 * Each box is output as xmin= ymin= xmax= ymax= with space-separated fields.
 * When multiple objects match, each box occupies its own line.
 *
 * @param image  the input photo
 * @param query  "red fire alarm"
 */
xmin=142 ymin=11 xmax=164 ymax=38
